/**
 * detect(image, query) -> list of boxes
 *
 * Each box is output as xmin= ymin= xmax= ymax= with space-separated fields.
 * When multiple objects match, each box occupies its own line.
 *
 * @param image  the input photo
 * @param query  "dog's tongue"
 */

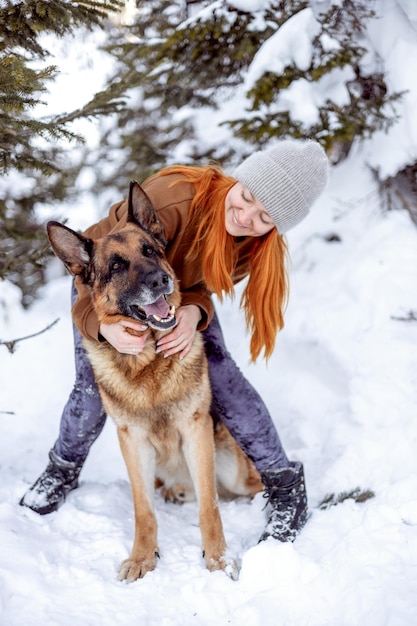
xmin=141 ymin=296 xmax=170 ymax=319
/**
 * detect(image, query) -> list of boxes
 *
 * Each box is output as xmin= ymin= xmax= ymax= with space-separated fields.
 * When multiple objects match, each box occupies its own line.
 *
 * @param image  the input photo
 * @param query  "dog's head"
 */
xmin=47 ymin=181 xmax=180 ymax=332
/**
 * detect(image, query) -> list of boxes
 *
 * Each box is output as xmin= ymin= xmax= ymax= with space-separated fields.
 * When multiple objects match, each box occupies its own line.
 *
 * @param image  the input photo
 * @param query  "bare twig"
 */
xmin=0 ymin=318 xmax=60 ymax=354
xmin=391 ymin=310 xmax=417 ymax=322
xmin=0 ymin=411 xmax=15 ymax=415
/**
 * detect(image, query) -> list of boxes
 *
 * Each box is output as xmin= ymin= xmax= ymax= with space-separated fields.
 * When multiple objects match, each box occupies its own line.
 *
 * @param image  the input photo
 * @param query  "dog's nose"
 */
xmin=146 ymin=269 xmax=170 ymax=290
xmin=152 ymin=273 xmax=169 ymax=288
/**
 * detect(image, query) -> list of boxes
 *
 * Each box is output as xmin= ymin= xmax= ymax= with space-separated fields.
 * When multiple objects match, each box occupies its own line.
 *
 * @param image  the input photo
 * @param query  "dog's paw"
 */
xmin=204 ymin=552 xmax=239 ymax=581
xmin=117 ymin=551 xmax=160 ymax=582
xmin=161 ymin=483 xmax=194 ymax=504
xmin=223 ymin=558 xmax=240 ymax=581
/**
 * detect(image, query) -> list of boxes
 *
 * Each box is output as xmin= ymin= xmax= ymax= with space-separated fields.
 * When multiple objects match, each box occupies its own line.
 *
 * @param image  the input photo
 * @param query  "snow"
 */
xmin=361 ymin=0 xmax=417 ymax=176
xmin=227 ymin=0 xmax=271 ymax=12
xmin=1 ymin=3 xmax=417 ymax=625
xmin=245 ymin=9 xmax=321 ymax=86
xmin=1 ymin=145 xmax=417 ymax=626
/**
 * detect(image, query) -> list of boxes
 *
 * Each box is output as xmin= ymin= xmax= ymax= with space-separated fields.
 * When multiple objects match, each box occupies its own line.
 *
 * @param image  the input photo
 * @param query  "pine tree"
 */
xmin=227 ymin=1 xmax=402 ymax=153
xmin=0 ymin=0 xmax=123 ymax=306
xmin=91 ymin=0 xmax=402 ymax=201
xmin=93 ymin=0 xmax=282 ymax=194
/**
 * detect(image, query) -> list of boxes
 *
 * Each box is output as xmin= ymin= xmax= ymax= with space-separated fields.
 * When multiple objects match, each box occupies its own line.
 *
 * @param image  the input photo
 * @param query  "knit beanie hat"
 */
xmin=233 ymin=139 xmax=329 ymax=233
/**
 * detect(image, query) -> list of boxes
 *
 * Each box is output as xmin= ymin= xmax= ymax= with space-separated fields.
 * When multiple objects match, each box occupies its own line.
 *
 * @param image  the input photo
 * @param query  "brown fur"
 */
xmin=47 ymin=181 xmax=263 ymax=582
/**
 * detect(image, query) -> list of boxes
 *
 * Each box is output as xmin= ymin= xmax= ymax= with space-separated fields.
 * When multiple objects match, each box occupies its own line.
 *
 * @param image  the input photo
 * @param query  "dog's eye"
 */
xmin=110 ymin=258 xmax=128 ymax=273
xmin=143 ymin=244 xmax=155 ymax=258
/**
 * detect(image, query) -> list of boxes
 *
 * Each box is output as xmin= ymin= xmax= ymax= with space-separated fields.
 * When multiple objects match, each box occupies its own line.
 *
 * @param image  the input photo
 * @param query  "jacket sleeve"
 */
xmin=180 ymin=283 xmax=213 ymax=331
xmin=71 ymin=277 xmax=100 ymax=341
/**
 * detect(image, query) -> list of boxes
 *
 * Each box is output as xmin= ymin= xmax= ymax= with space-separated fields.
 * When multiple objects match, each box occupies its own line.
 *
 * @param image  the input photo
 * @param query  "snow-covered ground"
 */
xmin=1 ymin=148 xmax=417 ymax=625
xmin=2 ymin=1 xmax=417 ymax=624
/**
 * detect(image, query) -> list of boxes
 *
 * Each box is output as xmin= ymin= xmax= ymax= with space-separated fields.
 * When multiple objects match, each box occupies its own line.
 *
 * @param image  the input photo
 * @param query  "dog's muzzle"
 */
xmin=129 ymin=295 xmax=177 ymax=331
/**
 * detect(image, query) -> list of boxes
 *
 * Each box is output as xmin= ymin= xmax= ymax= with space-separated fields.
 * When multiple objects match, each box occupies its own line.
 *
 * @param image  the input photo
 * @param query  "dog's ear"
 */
xmin=47 ymin=221 xmax=93 ymax=278
xmin=127 ymin=181 xmax=167 ymax=246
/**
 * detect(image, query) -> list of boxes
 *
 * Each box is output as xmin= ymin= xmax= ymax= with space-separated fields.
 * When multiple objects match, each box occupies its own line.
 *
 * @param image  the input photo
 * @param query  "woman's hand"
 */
xmin=99 ymin=320 xmax=149 ymax=354
xmin=156 ymin=304 xmax=201 ymax=360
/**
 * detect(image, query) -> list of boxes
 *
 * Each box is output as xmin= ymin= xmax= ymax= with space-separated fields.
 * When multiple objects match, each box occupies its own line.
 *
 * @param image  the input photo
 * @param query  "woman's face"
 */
xmin=225 ymin=182 xmax=275 ymax=237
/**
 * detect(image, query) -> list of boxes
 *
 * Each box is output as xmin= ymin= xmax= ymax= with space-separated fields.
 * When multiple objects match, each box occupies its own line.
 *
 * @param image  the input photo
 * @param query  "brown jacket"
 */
xmin=72 ymin=172 xmax=257 ymax=340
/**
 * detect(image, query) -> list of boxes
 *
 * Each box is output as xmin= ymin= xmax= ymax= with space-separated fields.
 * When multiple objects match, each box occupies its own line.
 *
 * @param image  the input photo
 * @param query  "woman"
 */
xmin=20 ymin=139 xmax=329 ymax=543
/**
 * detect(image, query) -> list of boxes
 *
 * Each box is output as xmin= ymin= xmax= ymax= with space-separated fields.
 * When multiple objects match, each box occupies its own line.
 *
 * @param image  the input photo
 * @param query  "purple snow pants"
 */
xmin=53 ymin=287 xmax=289 ymax=472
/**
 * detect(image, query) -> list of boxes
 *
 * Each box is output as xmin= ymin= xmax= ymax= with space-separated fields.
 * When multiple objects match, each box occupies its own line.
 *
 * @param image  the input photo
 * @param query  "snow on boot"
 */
xmin=259 ymin=461 xmax=308 ymax=543
xmin=19 ymin=449 xmax=82 ymax=515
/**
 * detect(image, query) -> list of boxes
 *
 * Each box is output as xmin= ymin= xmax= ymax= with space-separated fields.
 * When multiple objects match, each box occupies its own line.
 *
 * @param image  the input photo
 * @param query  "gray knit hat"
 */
xmin=233 ymin=139 xmax=329 ymax=233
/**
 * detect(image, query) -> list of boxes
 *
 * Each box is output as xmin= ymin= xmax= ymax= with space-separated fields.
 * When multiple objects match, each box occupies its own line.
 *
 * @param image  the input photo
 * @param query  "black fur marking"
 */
xmin=109 ymin=232 xmax=129 ymax=245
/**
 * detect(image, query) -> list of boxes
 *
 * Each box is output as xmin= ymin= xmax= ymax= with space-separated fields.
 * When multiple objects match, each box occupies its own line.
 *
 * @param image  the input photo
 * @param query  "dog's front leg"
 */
xmin=117 ymin=424 xmax=159 ymax=582
xmin=181 ymin=412 xmax=239 ymax=580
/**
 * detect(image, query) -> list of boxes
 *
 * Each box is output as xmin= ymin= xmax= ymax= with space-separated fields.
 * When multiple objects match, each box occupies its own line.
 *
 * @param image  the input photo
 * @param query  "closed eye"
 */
xmin=241 ymin=190 xmax=253 ymax=204
xmin=242 ymin=190 xmax=273 ymax=226
xmin=260 ymin=212 xmax=273 ymax=226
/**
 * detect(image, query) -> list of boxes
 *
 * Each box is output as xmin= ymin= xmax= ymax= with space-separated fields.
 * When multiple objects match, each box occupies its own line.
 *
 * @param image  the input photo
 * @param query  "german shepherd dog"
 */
xmin=46 ymin=182 xmax=263 ymax=582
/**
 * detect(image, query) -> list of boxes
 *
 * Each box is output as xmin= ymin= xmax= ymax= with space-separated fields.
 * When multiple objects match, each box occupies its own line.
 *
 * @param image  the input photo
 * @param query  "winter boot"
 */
xmin=19 ymin=449 xmax=82 ymax=515
xmin=259 ymin=461 xmax=308 ymax=543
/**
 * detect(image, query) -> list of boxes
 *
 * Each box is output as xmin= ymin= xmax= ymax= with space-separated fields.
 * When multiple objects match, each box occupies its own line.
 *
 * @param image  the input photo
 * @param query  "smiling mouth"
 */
xmin=130 ymin=295 xmax=177 ymax=330
xmin=232 ymin=211 xmax=248 ymax=229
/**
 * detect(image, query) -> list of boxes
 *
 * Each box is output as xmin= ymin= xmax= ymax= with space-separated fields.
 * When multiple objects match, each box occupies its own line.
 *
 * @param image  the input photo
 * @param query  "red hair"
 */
xmin=155 ymin=164 xmax=289 ymax=361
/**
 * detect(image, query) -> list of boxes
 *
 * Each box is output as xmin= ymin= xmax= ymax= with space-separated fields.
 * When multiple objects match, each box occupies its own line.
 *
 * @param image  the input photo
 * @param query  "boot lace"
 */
xmin=262 ymin=481 xmax=299 ymax=510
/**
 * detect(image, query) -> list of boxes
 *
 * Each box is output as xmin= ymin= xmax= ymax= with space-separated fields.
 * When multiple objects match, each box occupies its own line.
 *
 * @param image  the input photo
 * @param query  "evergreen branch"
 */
xmin=54 ymin=92 xmax=127 ymax=125
xmin=0 ymin=1 xmax=124 ymax=55
xmin=318 ymin=487 xmax=375 ymax=510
